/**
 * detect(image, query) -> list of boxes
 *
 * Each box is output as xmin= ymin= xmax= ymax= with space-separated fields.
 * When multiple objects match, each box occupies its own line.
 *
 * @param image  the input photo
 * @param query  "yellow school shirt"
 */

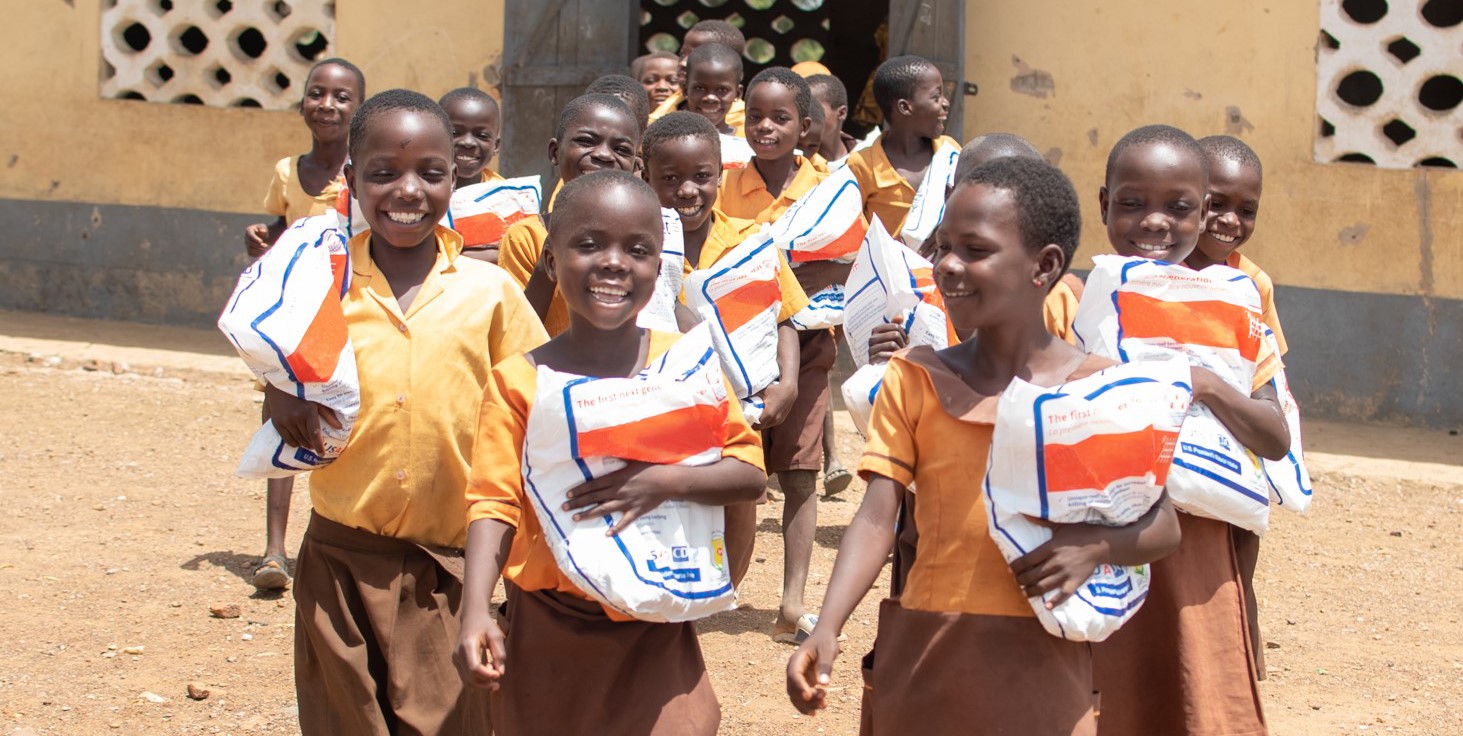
xmin=717 ymin=155 xmax=825 ymax=225
xmin=1228 ymin=252 xmax=1287 ymax=356
xmin=683 ymin=209 xmax=810 ymax=323
xmin=262 ymin=156 xmax=345 ymax=226
xmin=480 ymin=168 xmax=506 ymax=184
xmin=844 ymin=135 xmax=961 ymax=236
xmin=307 ymin=226 xmax=548 ymax=549
xmin=857 ymin=347 xmax=1037 ymax=616
xmin=648 ymin=92 xmax=746 ymax=137
xmin=465 ymin=329 xmax=765 ymax=620
xmin=1043 ymin=274 xmax=1084 ymax=345
xmin=498 ymin=215 xmax=571 ymax=337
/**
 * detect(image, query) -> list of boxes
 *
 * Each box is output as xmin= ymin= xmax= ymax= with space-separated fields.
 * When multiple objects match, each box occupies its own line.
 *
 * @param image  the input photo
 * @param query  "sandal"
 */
xmin=823 ymin=467 xmax=853 ymax=497
xmin=772 ymin=614 xmax=847 ymax=645
xmin=252 ymin=554 xmax=291 ymax=591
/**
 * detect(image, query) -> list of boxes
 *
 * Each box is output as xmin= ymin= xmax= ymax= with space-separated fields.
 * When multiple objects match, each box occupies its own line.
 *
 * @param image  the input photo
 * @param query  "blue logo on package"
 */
xmin=292 ymin=447 xmax=323 ymax=465
xmin=647 ymin=557 xmax=704 ymax=583
xmin=672 ymin=546 xmax=691 ymax=563
xmin=1180 ymin=442 xmax=1241 ymax=474
xmin=1086 ymin=578 xmax=1134 ymax=598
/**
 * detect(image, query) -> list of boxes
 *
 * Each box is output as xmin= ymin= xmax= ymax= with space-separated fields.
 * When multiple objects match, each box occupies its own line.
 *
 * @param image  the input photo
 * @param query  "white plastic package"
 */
xmin=842 ymin=217 xmax=952 ymax=368
xmin=445 ymin=175 xmax=543 ymax=248
xmin=520 ymin=324 xmax=737 ymax=622
xmin=840 ymin=363 xmax=886 ymax=437
xmin=636 ymin=208 xmax=687 ymax=333
xmin=218 ymin=214 xmax=360 ymax=479
xmin=788 ymin=284 xmax=845 ymax=330
xmin=1260 ymin=327 xmax=1313 ymax=513
xmin=1074 ymin=255 xmax=1272 ymax=533
xmin=898 ymin=139 xmax=961 ymax=250
xmin=764 ymin=165 xmax=868 ymax=264
xmin=720 ymin=134 xmax=754 ymax=171
xmin=684 ymin=230 xmax=784 ymax=401
xmin=984 ymin=357 xmax=1193 ymax=641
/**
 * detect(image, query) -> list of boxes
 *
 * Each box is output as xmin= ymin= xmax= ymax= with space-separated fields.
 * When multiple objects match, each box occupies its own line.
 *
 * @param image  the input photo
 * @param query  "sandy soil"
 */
xmin=0 ymin=349 xmax=1460 ymax=735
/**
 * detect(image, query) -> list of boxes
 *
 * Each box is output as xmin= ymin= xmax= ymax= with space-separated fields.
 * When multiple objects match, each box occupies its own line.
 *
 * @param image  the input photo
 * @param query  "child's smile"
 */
xmin=646 ymin=135 xmax=720 ymax=234
xmin=1101 ymin=142 xmax=1208 ymax=264
xmin=345 ymin=109 xmax=454 ymax=249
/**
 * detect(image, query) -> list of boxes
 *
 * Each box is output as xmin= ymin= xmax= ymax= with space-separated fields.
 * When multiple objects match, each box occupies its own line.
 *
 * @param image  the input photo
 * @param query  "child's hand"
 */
xmin=263 ymin=384 xmax=342 ymax=455
xmin=786 ymin=627 xmax=840 ymax=715
xmin=453 ymin=607 xmax=507 ymax=691
xmin=245 ymin=223 xmax=273 ymax=259
xmin=562 ymin=462 xmax=680 ymax=536
xmin=1008 ymin=523 xmax=1110 ymax=607
xmin=754 ymin=381 xmax=798 ymax=430
xmin=867 ymin=322 xmax=907 ymax=364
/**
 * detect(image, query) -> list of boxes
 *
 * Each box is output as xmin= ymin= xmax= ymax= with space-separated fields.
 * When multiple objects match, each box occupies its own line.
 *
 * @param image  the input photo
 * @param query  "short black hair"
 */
xmin=685 ymin=42 xmax=743 ymax=83
xmin=686 ymin=19 xmax=746 ymax=53
xmin=306 ymin=57 xmax=365 ymax=98
xmin=586 ymin=74 xmax=651 ymax=127
xmin=953 ymin=133 xmax=1043 ymax=182
xmin=745 ymin=66 xmax=813 ymax=120
xmin=807 ymin=97 xmax=825 ymax=126
xmin=807 ymin=74 xmax=848 ymax=111
xmin=958 ymin=157 xmax=1081 ymax=275
xmin=551 ymin=170 xmax=663 ymax=247
xmin=641 ymin=111 xmax=721 ymax=167
xmin=554 ymin=93 xmax=640 ymax=142
xmin=1198 ymin=134 xmax=1263 ymax=179
xmin=632 ymin=51 xmax=679 ymax=80
xmin=438 ymin=87 xmax=499 ymax=115
xmin=348 ymin=89 xmax=451 ymax=160
xmin=872 ymin=55 xmax=936 ymax=118
xmin=1105 ymin=124 xmax=1208 ymax=187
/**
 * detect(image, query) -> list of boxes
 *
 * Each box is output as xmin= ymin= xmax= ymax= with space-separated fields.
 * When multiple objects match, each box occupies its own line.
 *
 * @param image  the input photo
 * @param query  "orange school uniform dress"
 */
xmin=465 ymin=329 xmax=764 ymax=736
xmin=1229 ymin=251 xmax=1287 ymax=355
xmin=497 ymin=215 xmax=569 ymax=336
xmin=263 ymin=155 xmax=345 ymax=226
xmin=856 ymin=347 xmax=1104 ymax=735
xmin=844 ymin=135 xmax=961 ymax=237
xmin=294 ymin=226 xmax=547 ymax=736
xmin=1091 ymin=336 xmax=1281 ymax=736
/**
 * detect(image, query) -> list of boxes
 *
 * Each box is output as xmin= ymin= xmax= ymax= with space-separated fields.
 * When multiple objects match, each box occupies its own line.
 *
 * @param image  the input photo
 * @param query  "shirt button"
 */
xmin=395 ymin=469 xmax=406 ymax=481
xmin=396 ymin=394 xmax=406 ymax=406
xmin=397 ymin=322 xmax=407 ymax=333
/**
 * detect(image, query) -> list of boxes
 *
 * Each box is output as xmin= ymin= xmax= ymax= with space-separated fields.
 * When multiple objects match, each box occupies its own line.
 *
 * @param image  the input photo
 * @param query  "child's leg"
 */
xmin=820 ymin=392 xmax=852 ymax=495
xmin=1233 ymin=526 xmax=1265 ymax=679
xmin=255 ymin=398 xmax=293 ymax=591
xmin=777 ymin=468 xmax=818 ymax=632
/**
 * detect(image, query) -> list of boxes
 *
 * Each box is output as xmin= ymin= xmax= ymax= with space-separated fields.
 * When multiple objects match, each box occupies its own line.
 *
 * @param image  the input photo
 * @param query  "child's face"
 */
xmin=1099 ymin=142 xmax=1208 ymax=264
xmin=1194 ymin=155 xmax=1262 ymax=265
xmin=443 ymin=97 xmax=499 ymax=183
xmin=685 ymin=61 xmax=742 ymax=129
xmin=902 ymin=66 xmax=949 ymax=140
xmin=344 ymin=109 xmax=454 ymax=250
xmin=547 ymin=185 xmax=664 ymax=330
xmin=745 ymin=82 xmax=809 ymax=162
xmin=639 ymin=57 xmax=680 ymax=107
xmin=932 ymin=182 xmax=1051 ymax=335
xmin=815 ymin=96 xmax=843 ymax=147
xmin=300 ymin=64 xmax=361 ymax=144
xmin=549 ymin=105 xmax=640 ymax=184
xmin=799 ymin=114 xmax=823 ymax=156
xmin=646 ymin=135 xmax=721 ymax=233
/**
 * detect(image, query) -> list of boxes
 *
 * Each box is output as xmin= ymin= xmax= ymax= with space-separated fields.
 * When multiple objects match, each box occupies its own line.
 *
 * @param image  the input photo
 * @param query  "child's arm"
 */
xmin=263 ymin=384 xmax=342 ymax=453
xmin=787 ymin=474 xmax=902 ymax=714
xmin=524 ymin=251 xmax=558 ymax=322
xmin=454 ymin=518 xmax=515 ymax=690
xmin=1008 ymin=494 xmax=1183 ymax=607
xmin=791 ymin=260 xmax=853 ymax=297
xmin=562 ymin=457 xmax=765 ymax=536
xmin=245 ymin=217 xmax=288 ymax=258
xmin=1192 ymin=367 xmax=1290 ymax=460
xmin=755 ymin=322 xmax=801 ymax=429
xmin=868 ymin=322 xmax=907 ymax=364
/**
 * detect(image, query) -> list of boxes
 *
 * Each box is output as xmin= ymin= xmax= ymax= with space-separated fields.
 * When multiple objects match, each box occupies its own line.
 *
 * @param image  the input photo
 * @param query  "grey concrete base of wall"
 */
xmin=3 ymin=199 xmax=1459 ymax=428
xmin=0 ymin=198 xmax=257 ymax=329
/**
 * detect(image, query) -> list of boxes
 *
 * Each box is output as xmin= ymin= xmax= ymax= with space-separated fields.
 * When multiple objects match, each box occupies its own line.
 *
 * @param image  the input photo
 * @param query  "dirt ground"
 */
xmin=0 ymin=329 xmax=1461 ymax=735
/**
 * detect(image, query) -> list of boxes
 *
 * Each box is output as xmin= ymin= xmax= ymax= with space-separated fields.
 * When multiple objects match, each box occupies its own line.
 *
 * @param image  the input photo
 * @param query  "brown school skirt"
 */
xmin=763 ymin=328 xmax=837 ymax=473
xmin=861 ymin=599 xmax=1098 ymax=736
xmin=293 ymin=512 xmax=490 ymax=736
xmin=1091 ymin=514 xmax=1267 ymax=736
xmin=491 ymin=583 xmax=720 ymax=736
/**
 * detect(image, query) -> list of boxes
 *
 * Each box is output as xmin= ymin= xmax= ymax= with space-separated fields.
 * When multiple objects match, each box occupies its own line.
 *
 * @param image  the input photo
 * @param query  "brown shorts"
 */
xmin=763 ymin=328 xmax=837 ymax=473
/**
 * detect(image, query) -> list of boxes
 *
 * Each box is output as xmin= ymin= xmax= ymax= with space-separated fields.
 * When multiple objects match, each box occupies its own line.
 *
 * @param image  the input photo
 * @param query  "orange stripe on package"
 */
xmin=765 ymin=164 xmax=868 ymax=265
xmin=720 ymin=134 xmax=754 ymax=171
xmin=1073 ymin=255 xmax=1273 ymax=534
xmin=521 ymin=324 xmax=736 ymax=622
xmin=447 ymin=175 xmax=544 ymax=248
xmin=218 ymin=214 xmax=360 ymax=479
xmin=984 ymin=354 xmax=1192 ymax=641
xmin=684 ymin=231 xmax=784 ymax=422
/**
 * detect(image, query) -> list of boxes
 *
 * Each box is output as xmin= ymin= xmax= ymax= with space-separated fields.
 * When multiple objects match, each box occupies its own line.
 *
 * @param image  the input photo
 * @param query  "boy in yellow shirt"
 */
xmin=267 ymin=89 xmax=546 ymax=735
xmin=497 ymin=94 xmax=642 ymax=336
xmin=843 ymin=56 xmax=958 ymax=236
xmin=719 ymin=67 xmax=824 ymax=221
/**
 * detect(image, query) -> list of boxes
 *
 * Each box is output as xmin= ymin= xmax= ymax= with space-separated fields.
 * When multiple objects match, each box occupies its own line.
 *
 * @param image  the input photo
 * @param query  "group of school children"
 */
xmin=239 ymin=17 xmax=1291 ymax=736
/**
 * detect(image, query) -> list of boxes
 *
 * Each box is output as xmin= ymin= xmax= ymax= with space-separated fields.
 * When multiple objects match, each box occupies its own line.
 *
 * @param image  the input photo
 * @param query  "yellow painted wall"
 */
xmin=0 ymin=0 xmax=505 ymax=217
xmin=963 ymin=1 xmax=1463 ymax=300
